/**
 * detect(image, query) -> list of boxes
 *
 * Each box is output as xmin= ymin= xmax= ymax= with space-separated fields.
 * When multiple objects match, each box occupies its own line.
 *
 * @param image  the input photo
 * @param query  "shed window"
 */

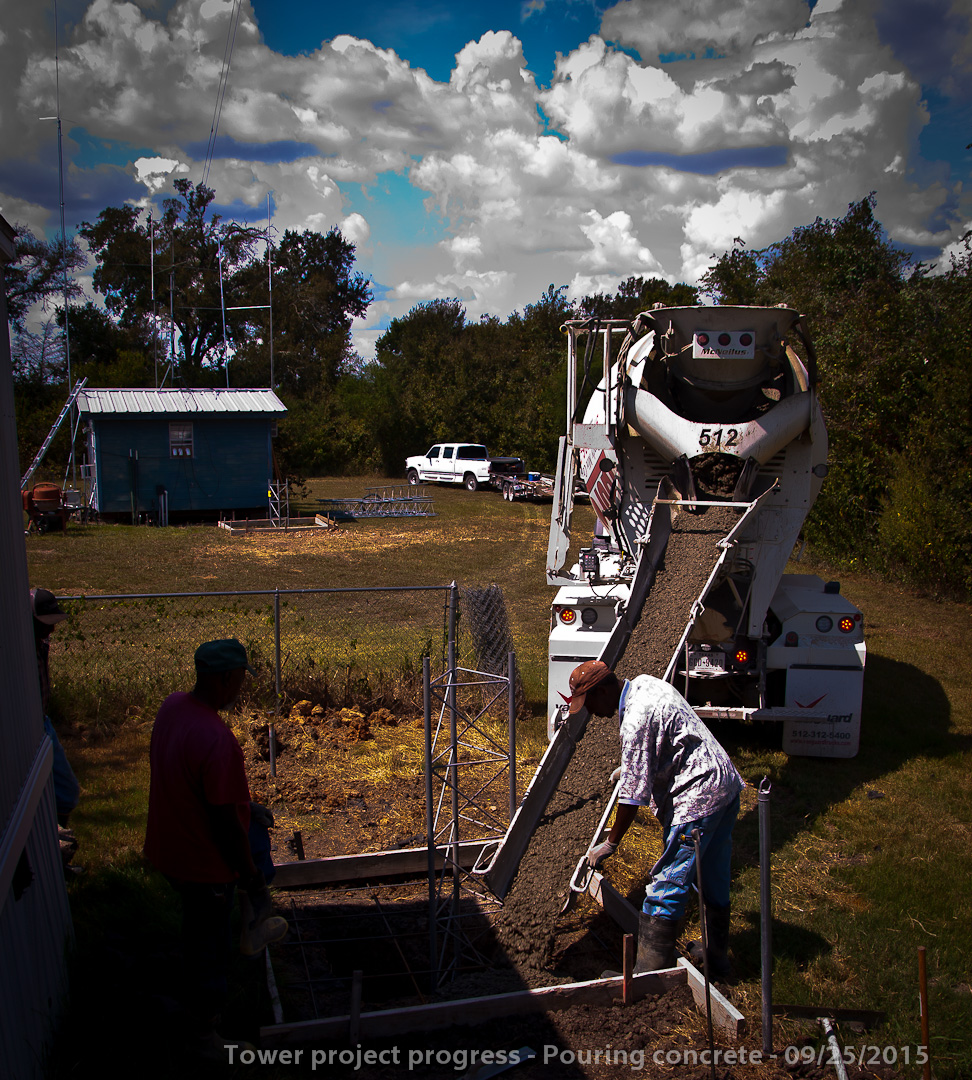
xmin=169 ymin=422 xmax=193 ymax=458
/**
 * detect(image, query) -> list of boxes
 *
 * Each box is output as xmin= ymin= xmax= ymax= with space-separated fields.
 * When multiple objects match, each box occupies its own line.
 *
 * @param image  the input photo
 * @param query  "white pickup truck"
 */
xmin=405 ymin=443 xmax=524 ymax=491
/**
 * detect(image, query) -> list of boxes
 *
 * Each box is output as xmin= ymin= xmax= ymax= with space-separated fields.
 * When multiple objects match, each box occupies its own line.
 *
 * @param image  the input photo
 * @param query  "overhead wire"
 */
xmin=201 ymin=0 xmax=244 ymax=188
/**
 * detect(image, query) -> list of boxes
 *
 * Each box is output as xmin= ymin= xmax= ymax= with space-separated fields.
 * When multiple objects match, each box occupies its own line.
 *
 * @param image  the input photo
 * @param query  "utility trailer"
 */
xmin=495 ymin=470 xmax=555 ymax=501
xmin=545 ymin=306 xmax=866 ymax=759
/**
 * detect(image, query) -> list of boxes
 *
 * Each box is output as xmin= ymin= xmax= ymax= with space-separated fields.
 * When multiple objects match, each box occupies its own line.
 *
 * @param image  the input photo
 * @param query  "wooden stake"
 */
xmin=623 ymin=934 xmax=634 ymax=1005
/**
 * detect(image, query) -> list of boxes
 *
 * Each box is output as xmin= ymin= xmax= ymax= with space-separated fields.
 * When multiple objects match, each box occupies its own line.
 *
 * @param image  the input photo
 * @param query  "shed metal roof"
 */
xmin=77 ymin=388 xmax=287 ymax=416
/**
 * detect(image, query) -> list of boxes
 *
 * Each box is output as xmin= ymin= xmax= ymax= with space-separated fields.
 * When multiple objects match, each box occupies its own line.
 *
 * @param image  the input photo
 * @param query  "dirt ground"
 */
xmin=236 ymin=506 xmax=902 ymax=1078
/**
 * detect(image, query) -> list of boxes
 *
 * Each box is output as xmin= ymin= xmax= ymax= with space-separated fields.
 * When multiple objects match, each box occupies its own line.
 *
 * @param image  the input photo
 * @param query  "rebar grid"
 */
xmin=272 ymin=878 xmax=502 ymax=1020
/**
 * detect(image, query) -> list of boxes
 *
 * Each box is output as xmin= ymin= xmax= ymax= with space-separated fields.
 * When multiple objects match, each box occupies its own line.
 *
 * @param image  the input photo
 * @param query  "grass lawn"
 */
xmin=30 ymin=478 xmax=972 ymax=1078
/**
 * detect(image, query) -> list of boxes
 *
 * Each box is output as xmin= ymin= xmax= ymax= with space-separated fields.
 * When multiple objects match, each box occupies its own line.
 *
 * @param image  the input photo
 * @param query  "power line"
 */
xmin=201 ymin=0 xmax=244 ymax=188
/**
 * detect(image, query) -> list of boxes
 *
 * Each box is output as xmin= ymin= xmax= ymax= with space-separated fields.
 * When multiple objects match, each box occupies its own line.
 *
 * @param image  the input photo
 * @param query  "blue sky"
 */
xmin=250 ymin=0 xmax=601 ymax=83
xmin=2 ymin=0 xmax=969 ymax=355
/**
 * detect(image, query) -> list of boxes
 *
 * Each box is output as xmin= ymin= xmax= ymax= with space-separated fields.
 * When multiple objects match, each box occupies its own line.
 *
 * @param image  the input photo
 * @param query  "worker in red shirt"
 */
xmin=145 ymin=638 xmax=286 ymax=1058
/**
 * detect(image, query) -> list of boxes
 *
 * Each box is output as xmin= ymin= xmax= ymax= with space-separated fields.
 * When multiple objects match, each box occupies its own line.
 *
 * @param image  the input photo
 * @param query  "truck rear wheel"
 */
xmin=464 ymin=473 xmax=478 ymax=492
xmin=406 ymin=469 xmax=419 ymax=486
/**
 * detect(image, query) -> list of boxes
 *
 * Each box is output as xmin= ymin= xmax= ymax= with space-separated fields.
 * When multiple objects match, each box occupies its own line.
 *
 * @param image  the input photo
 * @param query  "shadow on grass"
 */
xmin=725 ymin=652 xmax=971 ymax=882
xmin=734 ymin=913 xmax=831 ymax=973
xmin=588 ymin=652 xmax=968 ymax=982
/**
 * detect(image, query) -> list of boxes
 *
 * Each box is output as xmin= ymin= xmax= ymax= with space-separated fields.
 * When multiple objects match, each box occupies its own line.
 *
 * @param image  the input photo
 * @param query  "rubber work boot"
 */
xmin=635 ymin=913 xmax=679 ymax=972
xmin=239 ymin=891 xmax=289 ymax=956
xmin=687 ymin=904 xmax=733 ymax=981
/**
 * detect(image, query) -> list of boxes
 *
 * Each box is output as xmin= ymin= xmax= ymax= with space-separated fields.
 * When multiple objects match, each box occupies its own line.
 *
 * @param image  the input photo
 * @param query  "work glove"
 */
xmin=586 ymin=839 xmax=619 ymax=869
xmin=609 ymin=766 xmax=622 ymax=784
xmin=250 ymin=801 xmax=275 ymax=828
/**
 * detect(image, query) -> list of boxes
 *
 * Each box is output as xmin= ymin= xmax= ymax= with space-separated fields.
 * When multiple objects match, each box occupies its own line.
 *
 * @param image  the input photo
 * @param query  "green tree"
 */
xmin=4 ymin=224 xmax=86 ymax=332
xmin=697 ymin=244 xmax=761 ymax=305
xmin=371 ymin=299 xmax=470 ymax=471
xmin=79 ymin=179 xmax=259 ymax=384
xmin=702 ymin=195 xmax=972 ymax=597
xmin=231 ymin=227 xmax=371 ymax=397
xmin=580 ymin=275 xmax=699 ymax=319
xmin=56 ymin=302 xmax=154 ymax=387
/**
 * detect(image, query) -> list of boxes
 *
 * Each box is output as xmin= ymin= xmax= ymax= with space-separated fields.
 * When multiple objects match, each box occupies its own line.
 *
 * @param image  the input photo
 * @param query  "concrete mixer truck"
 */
xmin=544 ymin=305 xmax=865 ymax=759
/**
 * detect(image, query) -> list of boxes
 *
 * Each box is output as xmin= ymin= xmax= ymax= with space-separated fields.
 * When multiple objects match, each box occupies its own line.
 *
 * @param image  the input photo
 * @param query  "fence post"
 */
xmin=423 ymin=656 xmax=437 ymax=991
xmin=271 ymin=588 xmax=280 ymax=778
xmin=447 ymin=583 xmax=460 ymax=937
xmin=508 ymin=650 xmax=516 ymax=820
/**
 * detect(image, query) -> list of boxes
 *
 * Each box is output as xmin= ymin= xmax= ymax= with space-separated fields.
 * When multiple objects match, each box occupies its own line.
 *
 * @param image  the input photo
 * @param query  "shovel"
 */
xmin=560 ymin=775 xmax=623 ymax=914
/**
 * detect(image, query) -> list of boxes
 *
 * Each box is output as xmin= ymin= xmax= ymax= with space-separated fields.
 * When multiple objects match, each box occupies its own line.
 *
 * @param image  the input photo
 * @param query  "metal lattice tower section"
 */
xmin=422 ymin=588 xmax=517 ymax=988
xmin=268 ymin=478 xmax=290 ymax=527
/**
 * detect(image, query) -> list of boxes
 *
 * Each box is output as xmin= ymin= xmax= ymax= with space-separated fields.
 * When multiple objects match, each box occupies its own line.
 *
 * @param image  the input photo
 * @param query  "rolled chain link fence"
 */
xmin=459 ymin=585 xmax=528 ymax=718
xmin=52 ymin=586 xmax=470 ymax=729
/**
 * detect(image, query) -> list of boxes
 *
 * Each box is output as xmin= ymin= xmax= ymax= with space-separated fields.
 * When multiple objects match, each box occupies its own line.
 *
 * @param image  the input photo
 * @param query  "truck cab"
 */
xmin=406 ymin=443 xmax=523 ymax=491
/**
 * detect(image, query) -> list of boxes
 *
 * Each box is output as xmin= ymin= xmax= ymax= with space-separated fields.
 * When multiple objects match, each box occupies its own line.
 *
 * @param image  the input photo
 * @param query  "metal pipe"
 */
xmin=60 ymin=584 xmax=454 ymax=603
xmin=507 ymin=651 xmax=516 ymax=820
xmin=691 ymin=827 xmax=716 ymax=1080
xmin=270 ymin=587 xmax=280 ymax=777
xmin=267 ymin=191 xmax=274 ymax=390
xmin=423 ymin=656 xmax=437 ymax=991
xmin=349 ymin=969 xmax=363 ymax=1043
xmin=819 ymin=1018 xmax=849 ymax=1080
xmin=759 ymin=777 xmax=773 ymax=1057
xmin=918 ymin=945 xmax=931 ymax=1080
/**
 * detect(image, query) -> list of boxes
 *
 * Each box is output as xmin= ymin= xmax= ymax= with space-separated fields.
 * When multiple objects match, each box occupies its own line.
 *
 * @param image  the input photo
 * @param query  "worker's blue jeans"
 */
xmin=44 ymin=716 xmax=80 ymax=821
xmin=642 ymin=794 xmax=739 ymax=921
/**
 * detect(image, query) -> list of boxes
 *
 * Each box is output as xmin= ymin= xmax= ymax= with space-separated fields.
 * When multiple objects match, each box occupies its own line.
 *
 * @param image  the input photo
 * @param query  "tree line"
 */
xmin=7 ymin=188 xmax=971 ymax=597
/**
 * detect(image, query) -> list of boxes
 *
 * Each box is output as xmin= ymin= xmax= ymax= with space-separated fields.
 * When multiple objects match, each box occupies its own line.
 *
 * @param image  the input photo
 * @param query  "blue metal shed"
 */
xmin=77 ymin=388 xmax=287 ymax=520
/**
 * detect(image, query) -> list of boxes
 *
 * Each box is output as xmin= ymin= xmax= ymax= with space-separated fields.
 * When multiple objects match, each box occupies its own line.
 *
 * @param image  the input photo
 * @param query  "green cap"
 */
xmin=194 ymin=638 xmax=255 ymax=675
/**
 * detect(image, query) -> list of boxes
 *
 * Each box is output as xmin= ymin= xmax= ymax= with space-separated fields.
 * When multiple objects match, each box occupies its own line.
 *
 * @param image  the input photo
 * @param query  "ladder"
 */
xmin=21 ymin=377 xmax=88 ymax=490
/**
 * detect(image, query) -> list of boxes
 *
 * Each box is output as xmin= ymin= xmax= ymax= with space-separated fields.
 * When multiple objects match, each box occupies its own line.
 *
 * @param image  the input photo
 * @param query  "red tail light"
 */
xmin=839 ymin=617 xmax=855 ymax=633
xmin=784 ymin=632 xmax=798 ymax=647
xmin=734 ymin=648 xmax=749 ymax=665
xmin=559 ymin=608 xmax=576 ymax=625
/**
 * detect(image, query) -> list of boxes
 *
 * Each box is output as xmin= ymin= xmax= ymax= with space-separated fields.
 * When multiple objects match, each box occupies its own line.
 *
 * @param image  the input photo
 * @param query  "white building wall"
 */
xmin=0 ymin=213 xmax=73 ymax=1078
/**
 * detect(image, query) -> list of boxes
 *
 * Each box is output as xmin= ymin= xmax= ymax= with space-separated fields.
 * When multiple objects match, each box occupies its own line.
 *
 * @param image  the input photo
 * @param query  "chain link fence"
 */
xmin=53 ymin=586 xmax=463 ymax=730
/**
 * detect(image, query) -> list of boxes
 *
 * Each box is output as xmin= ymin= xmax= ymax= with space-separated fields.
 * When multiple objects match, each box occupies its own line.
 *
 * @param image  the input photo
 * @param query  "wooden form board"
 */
xmin=272 ymin=841 xmax=489 ymax=889
xmin=217 ymin=517 xmax=326 ymax=536
xmin=266 ymin=817 xmax=746 ymax=1046
xmin=261 ymin=969 xmax=687 ymax=1046
xmin=586 ymin=870 xmax=746 ymax=1040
